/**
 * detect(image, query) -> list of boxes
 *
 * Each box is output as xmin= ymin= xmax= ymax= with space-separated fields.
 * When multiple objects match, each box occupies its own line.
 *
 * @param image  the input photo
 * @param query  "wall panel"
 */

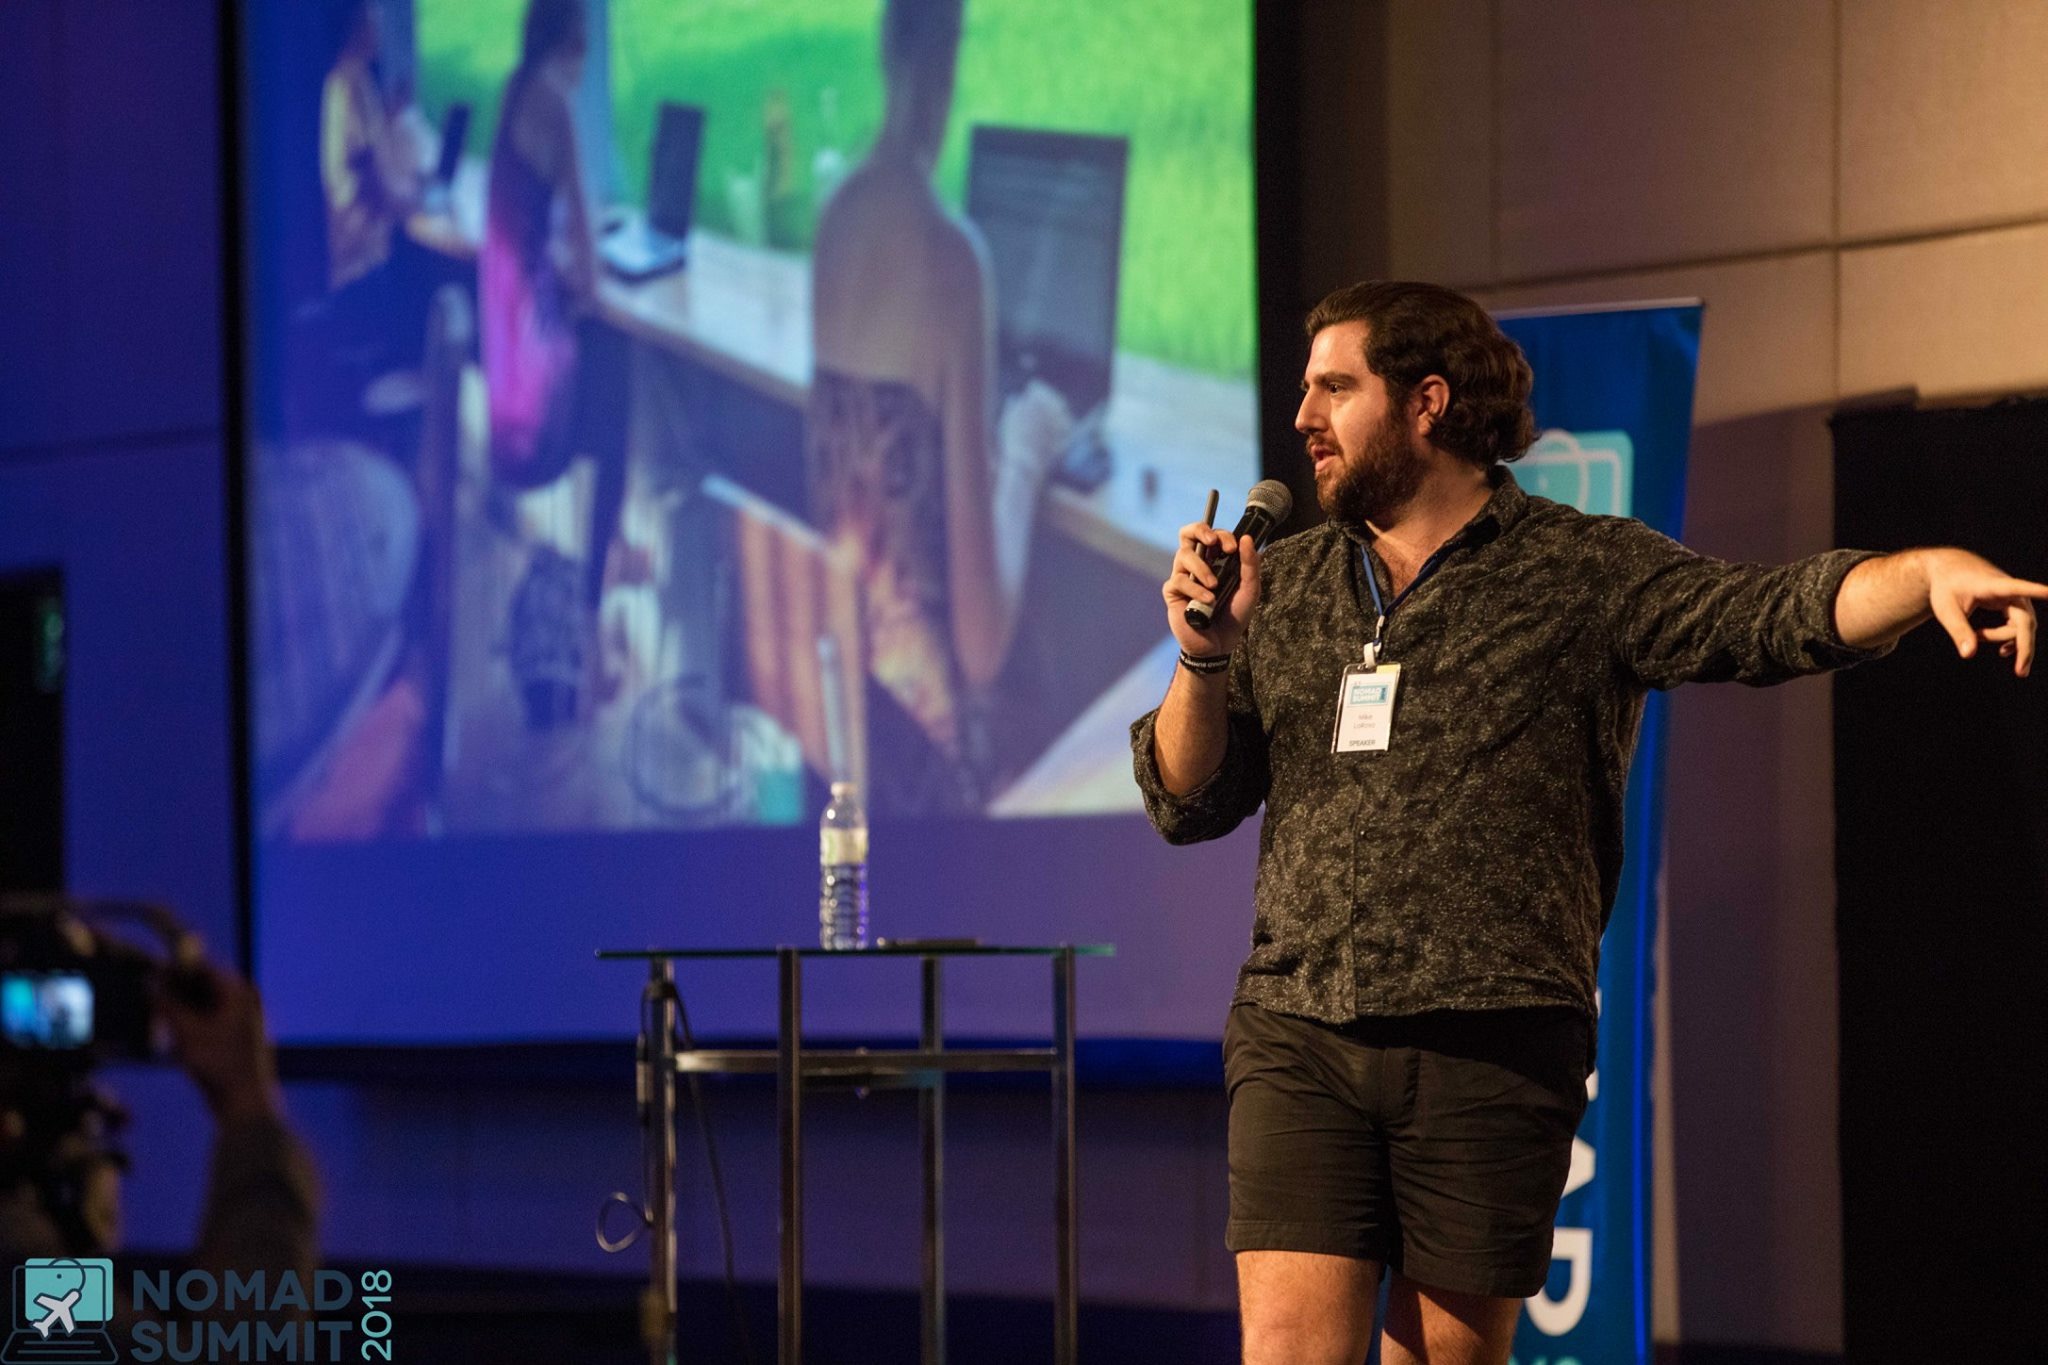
xmin=1481 ymin=251 xmax=1836 ymax=424
xmin=1840 ymin=0 xmax=2048 ymax=239
xmin=1495 ymin=0 xmax=1834 ymax=280
xmin=1840 ymin=224 xmax=2048 ymax=400
xmin=1386 ymin=0 xmax=1496 ymax=285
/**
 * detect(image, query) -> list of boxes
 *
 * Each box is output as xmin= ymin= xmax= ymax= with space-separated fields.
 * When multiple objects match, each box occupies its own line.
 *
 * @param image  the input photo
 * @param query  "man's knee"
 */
xmin=1237 ymin=1250 xmax=1382 ymax=1365
xmin=1380 ymin=1273 xmax=1523 ymax=1365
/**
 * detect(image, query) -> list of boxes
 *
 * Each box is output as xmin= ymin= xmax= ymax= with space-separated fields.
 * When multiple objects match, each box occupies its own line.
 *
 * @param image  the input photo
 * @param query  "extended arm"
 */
xmin=1834 ymin=547 xmax=2045 ymax=675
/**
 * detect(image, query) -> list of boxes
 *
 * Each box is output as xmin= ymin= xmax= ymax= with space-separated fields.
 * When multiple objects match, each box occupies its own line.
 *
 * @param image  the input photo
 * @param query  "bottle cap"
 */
xmin=829 ymin=780 xmax=858 ymax=799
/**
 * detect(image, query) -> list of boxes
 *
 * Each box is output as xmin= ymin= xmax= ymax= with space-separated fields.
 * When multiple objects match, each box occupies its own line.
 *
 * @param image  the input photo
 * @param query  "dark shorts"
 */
xmin=1222 ymin=1000 xmax=1590 ymax=1299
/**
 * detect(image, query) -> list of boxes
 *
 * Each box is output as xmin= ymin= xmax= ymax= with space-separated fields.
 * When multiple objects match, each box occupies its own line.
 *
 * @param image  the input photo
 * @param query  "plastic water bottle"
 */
xmin=818 ymin=780 xmax=869 ymax=950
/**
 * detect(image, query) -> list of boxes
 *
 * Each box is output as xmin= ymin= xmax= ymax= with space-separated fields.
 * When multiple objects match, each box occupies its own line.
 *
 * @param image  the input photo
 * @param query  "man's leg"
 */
xmin=570 ymin=318 xmax=635 ymax=609
xmin=1222 ymin=1004 xmax=1399 ymax=1365
xmin=1378 ymin=1011 xmax=1590 ymax=1365
xmin=1380 ymin=1274 xmax=1522 ymax=1365
xmin=1237 ymin=1250 xmax=1382 ymax=1365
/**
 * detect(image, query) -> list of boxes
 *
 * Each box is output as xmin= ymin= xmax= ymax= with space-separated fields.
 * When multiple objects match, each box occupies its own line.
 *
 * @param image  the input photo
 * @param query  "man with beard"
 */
xmin=1130 ymin=280 xmax=2044 ymax=1365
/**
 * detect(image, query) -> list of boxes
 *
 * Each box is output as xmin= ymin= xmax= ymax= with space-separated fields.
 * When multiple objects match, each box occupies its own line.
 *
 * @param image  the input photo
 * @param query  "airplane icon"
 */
xmin=8 ymin=1258 xmax=116 ymax=1364
xmin=29 ymin=1289 xmax=78 ymax=1338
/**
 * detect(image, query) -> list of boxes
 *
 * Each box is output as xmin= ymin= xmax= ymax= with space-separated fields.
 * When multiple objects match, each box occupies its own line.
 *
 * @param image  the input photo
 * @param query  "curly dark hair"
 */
xmin=1304 ymin=281 xmax=1536 ymax=467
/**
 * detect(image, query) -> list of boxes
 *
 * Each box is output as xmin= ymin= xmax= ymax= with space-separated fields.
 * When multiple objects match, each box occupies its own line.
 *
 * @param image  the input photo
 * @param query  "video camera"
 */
xmin=0 ymin=898 xmax=215 ymax=1252
xmin=0 ymin=896 xmax=212 ymax=1064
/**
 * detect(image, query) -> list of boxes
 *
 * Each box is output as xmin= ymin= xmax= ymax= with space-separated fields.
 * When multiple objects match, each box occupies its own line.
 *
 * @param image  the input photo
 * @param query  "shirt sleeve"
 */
xmin=1609 ymin=523 xmax=1895 ymax=690
xmin=1129 ymin=640 xmax=1270 ymax=844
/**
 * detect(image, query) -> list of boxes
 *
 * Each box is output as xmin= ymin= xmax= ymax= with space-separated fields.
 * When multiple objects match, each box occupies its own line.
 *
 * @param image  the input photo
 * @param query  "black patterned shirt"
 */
xmin=1130 ymin=468 xmax=1888 ymax=1025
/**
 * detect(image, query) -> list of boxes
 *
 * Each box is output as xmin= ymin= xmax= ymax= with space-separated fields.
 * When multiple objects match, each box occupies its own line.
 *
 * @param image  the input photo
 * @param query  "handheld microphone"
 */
xmin=1185 ymin=480 xmax=1293 ymax=631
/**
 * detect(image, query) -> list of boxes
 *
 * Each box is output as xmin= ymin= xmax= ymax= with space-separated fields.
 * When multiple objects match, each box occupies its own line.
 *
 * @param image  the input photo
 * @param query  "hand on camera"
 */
xmin=1164 ymin=522 xmax=1261 ymax=658
xmin=159 ymin=964 xmax=284 ymax=1127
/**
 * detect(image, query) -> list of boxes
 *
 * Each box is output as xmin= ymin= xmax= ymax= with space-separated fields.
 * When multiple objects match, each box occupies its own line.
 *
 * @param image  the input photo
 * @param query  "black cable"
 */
xmin=672 ymin=989 xmax=758 ymax=1365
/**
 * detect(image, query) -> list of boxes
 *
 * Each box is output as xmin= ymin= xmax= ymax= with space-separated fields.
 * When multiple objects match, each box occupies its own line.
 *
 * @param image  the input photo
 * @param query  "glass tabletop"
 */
xmin=597 ymin=943 xmax=1115 ymax=960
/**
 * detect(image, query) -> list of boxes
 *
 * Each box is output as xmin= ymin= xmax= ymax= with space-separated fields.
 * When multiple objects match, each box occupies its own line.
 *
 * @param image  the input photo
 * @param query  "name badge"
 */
xmin=1331 ymin=662 xmax=1401 ymax=753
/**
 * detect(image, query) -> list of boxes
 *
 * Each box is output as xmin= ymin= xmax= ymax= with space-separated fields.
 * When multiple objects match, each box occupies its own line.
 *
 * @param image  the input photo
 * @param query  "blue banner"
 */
xmin=1495 ymin=302 xmax=1703 ymax=1365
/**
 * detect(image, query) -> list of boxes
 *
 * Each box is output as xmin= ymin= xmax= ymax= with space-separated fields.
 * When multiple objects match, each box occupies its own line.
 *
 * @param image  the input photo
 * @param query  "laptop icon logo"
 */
xmin=4 ymin=1260 xmax=116 ymax=1364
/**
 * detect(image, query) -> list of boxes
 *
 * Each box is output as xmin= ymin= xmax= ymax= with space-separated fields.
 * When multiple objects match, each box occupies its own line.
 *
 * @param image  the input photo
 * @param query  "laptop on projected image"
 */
xmin=601 ymin=101 xmax=705 ymax=282
xmin=417 ymin=101 xmax=471 ymax=215
xmin=965 ymin=125 xmax=1131 ymax=492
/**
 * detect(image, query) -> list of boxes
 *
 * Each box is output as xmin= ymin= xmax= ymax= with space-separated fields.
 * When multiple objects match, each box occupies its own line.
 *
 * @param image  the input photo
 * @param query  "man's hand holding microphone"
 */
xmin=1154 ymin=481 xmax=1292 ymax=795
xmin=1168 ymin=518 xmax=1260 ymax=657
xmin=1163 ymin=480 xmax=1292 ymax=658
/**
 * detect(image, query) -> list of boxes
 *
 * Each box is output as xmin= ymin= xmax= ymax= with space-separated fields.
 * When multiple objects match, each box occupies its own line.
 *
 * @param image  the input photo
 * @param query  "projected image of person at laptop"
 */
xmin=480 ymin=0 xmax=641 ymax=711
xmin=806 ymin=0 xmax=1074 ymax=815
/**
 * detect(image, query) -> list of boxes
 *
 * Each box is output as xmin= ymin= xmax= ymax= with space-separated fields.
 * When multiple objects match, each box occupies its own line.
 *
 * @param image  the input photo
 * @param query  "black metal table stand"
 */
xmin=606 ymin=943 xmax=1109 ymax=1365
xmin=639 ymin=960 xmax=680 ymax=1360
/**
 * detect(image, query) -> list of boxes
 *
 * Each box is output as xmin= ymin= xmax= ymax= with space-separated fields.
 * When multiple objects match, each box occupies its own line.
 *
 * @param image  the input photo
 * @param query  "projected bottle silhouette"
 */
xmin=811 ymin=87 xmax=848 ymax=217
xmin=763 ymin=88 xmax=802 ymax=249
xmin=818 ymin=780 xmax=869 ymax=950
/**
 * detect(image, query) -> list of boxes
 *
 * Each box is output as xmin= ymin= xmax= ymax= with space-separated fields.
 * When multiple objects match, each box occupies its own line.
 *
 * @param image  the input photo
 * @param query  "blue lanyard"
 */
xmin=1361 ymin=543 xmax=1454 ymax=657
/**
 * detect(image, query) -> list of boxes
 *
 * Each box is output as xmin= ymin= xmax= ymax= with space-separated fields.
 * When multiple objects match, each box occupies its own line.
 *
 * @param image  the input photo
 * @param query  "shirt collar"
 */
xmin=1470 ymin=464 xmax=1528 ymax=541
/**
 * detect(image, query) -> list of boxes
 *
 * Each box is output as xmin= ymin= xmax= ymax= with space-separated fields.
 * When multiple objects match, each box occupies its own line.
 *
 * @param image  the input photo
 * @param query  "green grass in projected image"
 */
xmin=417 ymin=0 xmax=1254 ymax=378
